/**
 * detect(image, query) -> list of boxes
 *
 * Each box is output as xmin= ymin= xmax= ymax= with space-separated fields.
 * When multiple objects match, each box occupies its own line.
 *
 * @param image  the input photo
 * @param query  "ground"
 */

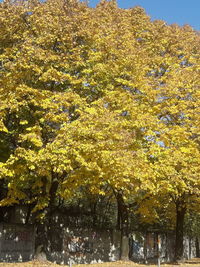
xmin=0 ymin=260 xmax=200 ymax=267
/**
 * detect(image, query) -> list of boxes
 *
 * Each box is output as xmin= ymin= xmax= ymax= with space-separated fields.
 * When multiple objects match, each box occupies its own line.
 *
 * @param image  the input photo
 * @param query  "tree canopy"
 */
xmin=0 ymin=0 xmax=200 ymax=261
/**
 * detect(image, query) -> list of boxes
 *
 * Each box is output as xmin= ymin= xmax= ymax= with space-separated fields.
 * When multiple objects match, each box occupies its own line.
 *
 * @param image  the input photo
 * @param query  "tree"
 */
xmin=0 ymin=0 xmax=200 ymax=262
xmin=0 ymin=0 xmax=154 ymax=214
xmin=137 ymin=29 xmax=200 ymax=260
xmin=0 ymin=0 xmax=104 ymax=213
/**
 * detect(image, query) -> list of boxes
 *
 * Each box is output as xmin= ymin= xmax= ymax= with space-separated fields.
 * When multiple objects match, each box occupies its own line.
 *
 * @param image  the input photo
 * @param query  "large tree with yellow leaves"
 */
xmin=0 ymin=0 xmax=200 ymax=261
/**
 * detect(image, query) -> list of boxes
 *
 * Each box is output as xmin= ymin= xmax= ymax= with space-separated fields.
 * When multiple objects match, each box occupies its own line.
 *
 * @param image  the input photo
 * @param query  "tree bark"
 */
xmin=116 ymin=192 xmax=129 ymax=261
xmin=195 ymin=237 xmax=200 ymax=258
xmin=174 ymin=199 xmax=186 ymax=262
xmin=25 ymin=204 xmax=33 ymax=224
xmin=47 ymin=177 xmax=59 ymax=225
xmin=91 ymin=201 xmax=97 ymax=227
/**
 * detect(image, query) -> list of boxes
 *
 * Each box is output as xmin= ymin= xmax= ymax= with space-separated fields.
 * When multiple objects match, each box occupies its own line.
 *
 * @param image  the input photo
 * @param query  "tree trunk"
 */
xmin=116 ymin=192 xmax=129 ymax=261
xmin=195 ymin=237 xmax=200 ymax=258
xmin=48 ymin=178 xmax=59 ymax=224
xmin=117 ymin=199 xmax=122 ymax=231
xmin=143 ymin=232 xmax=148 ymax=264
xmin=174 ymin=200 xmax=186 ymax=262
xmin=92 ymin=201 xmax=97 ymax=227
xmin=25 ymin=204 xmax=33 ymax=224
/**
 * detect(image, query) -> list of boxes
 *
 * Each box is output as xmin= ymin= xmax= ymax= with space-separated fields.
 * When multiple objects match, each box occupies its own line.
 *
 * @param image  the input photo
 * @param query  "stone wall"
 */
xmin=37 ymin=226 xmax=121 ymax=265
xmin=0 ymin=205 xmax=198 ymax=265
xmin=129 ymin=231 xmax=197 ymax=263
xmin=36 ymin=224 xmax=198 ymax=265
xmin=0 ymin=223 xmax=35 ymax=262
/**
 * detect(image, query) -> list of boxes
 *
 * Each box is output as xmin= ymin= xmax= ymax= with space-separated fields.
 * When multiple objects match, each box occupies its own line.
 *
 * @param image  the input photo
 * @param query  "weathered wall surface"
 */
xmin=0 ymin=205 xmax=198 ymax=265
xmin=62 ymin=228 xmax=121 ymax=264
xmin=36 ymin=222 xmax=198 ymax=265
xmin=36 ymin=226 xmax=121 ymax=265
xmin=129 ymin=231 xmax=197 ymax=264
xmin=0 ymin=223 xmax=35 ymax=262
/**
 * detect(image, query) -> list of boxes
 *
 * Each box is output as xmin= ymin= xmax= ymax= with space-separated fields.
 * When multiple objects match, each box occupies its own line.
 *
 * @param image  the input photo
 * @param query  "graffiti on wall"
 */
xmin=64 ymin=236 xmax=94 ymax=255
xmin=4 ymin=229 xmax=31 ymax=242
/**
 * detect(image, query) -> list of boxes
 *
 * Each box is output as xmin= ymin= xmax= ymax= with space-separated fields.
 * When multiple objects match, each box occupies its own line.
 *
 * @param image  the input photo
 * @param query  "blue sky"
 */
xmin=89 ymin=0 xmax=200 ymax=30
xmin=0 ymin=0 xmax=198 ymax=30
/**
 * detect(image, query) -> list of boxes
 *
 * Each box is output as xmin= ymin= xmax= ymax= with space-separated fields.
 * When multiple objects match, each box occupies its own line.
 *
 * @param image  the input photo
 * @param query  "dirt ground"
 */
xmin=0 ymin=260 xmax=200 ymax=267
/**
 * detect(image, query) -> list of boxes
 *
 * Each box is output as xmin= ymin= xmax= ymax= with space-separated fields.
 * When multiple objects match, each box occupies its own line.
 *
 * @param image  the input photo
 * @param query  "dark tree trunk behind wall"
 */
xmin=116 ymin=192 xmax=129 ymax=261
xmin=196 ymin=237 xmax=200 ymax=258
xmin=174 ymin=199 xmax=186 ymax=262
